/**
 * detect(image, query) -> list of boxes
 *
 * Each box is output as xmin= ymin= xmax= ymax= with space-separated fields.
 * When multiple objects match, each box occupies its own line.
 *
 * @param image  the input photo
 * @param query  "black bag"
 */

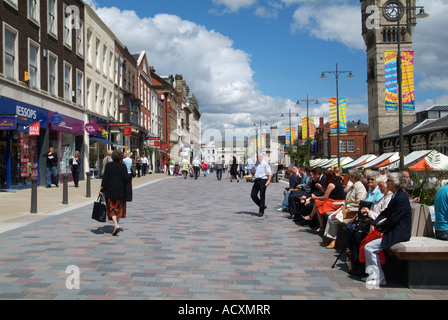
xmin=92 ymin=195 xmax=107 ymax=222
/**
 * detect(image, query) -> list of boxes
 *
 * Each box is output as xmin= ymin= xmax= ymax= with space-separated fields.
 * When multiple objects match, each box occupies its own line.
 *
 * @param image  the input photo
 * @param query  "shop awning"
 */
xmin=90 ymin=136 xmax=114 ymax=146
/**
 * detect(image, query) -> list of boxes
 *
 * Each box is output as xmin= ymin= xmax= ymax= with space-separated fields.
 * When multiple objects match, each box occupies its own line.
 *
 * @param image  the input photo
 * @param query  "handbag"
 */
xmin=92 ymin=195 xmax=107 ymax=222
xmin=329 ymin=207 xmax=344 ymax=223
xmin=359 ymin=229 xmax=386 ymax=265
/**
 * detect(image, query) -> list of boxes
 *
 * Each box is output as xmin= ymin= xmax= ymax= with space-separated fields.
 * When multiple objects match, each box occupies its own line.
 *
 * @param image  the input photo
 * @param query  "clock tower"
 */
xmin=361 ymin=0 xmax=419 ymax=154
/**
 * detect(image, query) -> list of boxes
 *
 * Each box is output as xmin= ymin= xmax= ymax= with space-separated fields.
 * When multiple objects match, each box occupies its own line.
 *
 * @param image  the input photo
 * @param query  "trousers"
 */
xmin=251 ymin=179 xmax=267 ymax=210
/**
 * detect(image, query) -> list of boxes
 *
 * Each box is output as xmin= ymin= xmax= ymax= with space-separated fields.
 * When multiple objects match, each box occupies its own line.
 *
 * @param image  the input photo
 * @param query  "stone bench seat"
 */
xmin=389 ymin=237 xmax=448 ymax=260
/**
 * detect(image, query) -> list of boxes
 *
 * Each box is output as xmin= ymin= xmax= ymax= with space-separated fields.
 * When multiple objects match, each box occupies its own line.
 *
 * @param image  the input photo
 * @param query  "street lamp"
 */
xmin=320 ymin=63 xmax=354 ymax=168
xmin=297 ymin=94 xmax=319 ymax=140
xmin=379 ymin=4 xmax=429 ymax=169
xmin=281 ymin=109 xmax=299 ymax=147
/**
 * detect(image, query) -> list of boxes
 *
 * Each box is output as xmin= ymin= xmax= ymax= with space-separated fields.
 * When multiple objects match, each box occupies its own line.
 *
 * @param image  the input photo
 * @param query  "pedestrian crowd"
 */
xmin=275 ymin=165 xmax=448 ymax=287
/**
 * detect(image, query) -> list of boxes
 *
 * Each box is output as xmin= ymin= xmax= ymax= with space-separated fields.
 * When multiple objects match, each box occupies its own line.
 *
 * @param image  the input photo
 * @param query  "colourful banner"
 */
xmin=302 ymin=118 xmax=315 ymax=140
xmin=29 ymin=121 xmax=40 ymax=136
xmin=329 ymin=98 xmax=347 ymax=134
xmin=285 ymin=127 xmax=296 ymax=146
xmin=385 ymin=51 xmax=415 ymax=111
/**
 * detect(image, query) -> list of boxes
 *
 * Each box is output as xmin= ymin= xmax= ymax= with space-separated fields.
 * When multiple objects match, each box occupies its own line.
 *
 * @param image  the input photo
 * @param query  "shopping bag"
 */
xmin=359 ymin=229 xmax=386 ymax=265
xmin=92 ymin=195 xmax=107 ymax=222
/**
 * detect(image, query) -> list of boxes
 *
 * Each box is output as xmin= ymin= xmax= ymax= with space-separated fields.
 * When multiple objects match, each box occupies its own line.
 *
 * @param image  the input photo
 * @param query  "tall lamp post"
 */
xmin=379 ymin=4 xmax=429 ymax=169
xmin=320 ymin=64 xmax=354 ymax=168
xmin=296 ymin=94 xmax=319 ymax=140
xmin=281 ymin=108 xmax=299 ymax=146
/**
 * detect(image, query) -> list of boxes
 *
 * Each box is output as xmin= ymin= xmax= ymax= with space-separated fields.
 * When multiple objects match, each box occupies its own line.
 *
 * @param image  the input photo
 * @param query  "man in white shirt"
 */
xmin=250 ymin=153 xmax=273 ymax=217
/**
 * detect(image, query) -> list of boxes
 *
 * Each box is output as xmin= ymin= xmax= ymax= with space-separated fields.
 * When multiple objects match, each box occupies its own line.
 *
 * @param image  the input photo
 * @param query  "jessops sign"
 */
xmin=0 ymin=96 xmax=48 ymax=128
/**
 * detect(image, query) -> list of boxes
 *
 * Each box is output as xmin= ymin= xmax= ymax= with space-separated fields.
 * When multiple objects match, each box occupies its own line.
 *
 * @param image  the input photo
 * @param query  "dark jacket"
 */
xmin=372 ymin=189 xmax=412 ymax=249
xmin=101 ymin=161 xmax=128 ymax=200
xmin=45 ymin=152 xmax=58 ymax=167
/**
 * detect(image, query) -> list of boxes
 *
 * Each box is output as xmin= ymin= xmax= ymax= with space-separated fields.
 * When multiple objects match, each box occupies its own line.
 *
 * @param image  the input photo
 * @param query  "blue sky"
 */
xmin=87 ymin=0 xmax=448 ymax=139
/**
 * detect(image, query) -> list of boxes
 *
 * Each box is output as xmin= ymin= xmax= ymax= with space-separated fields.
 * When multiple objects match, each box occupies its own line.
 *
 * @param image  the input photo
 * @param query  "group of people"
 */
xmin=277 ymin=165 xmax=448 ymax=287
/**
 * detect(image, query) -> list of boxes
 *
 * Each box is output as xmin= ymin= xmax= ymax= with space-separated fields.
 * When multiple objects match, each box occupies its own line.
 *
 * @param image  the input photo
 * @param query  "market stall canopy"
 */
xmin=362 ymin=152 xmax=399 ymax=169
xmin=386 ymin=150 xmax=432 ymax=170
xmin=407 ymin=150 xmax=448 ymax=171
xmin=322 ymin=157 xmax=354 ymax=169
xmin=343 ymin=154 xmax=377 ymax=169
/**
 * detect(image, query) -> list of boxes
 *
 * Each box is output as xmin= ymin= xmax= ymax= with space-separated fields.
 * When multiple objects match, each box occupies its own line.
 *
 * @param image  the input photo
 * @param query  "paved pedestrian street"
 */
xmin=0 ymin=174 xmax=447 ymax=301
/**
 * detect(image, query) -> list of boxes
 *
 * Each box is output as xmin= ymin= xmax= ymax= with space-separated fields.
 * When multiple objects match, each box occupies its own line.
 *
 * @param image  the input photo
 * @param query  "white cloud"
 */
xmin=291 ymin=3 xmax=364 ymax=51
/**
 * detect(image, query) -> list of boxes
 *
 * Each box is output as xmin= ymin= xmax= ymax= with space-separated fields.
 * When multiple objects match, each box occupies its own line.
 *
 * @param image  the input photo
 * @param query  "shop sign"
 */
xmin=123 ymin=127 xmax=132 ymax=136
xmin=0 ymin=97 xmax=48 ymax=128
xmin=109 ymin=122 xmax=131 ymax=127
xmin=29 ymin=121 xmax=40 ymax=136
xmin=119 ymin=105 xmax=129 ymax=113
xmin=0 ymin=117 xmax=16 ymax=130
xmin=49 ymin=112 xmax=64 ymax=126
xmin=85 ymin=123 xmax=98 ymax=134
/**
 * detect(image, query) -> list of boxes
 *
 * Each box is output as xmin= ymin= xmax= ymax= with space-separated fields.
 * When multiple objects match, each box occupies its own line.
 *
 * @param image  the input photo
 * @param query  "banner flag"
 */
xmin=385 ymin=51 xmax=415 ymax=111
xmin=329 ymin=98 xmax=347 ymax=134
xmin=29 ymin=121 xmax=40 ymax=136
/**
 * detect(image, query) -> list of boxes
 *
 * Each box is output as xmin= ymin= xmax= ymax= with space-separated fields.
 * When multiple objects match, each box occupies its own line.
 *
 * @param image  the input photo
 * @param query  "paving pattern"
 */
xmin=1 ymin=174 xmax=448 ymax=300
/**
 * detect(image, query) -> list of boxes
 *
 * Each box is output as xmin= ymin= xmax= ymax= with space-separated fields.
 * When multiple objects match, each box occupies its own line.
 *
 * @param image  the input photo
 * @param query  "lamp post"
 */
xmin=281 ymin=108 xmax=299 ymax=146
xmin=378 ymin=4 xmax=429 ymax=169
xmin=320 ymin=64 xmax=354 ymax=168
xmin=296 ymin=94 xmax=319 ymax=140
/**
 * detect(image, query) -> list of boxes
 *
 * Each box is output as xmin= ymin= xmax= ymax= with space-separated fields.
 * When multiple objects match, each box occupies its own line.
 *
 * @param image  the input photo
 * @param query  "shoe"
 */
xmin=326 ymin=240 xmax=336 ymax=249
xmin=46 ymin=185 xmax=51 ymax=188
xmin=277 ymin=207 xmax=284 ymax=212
xmin=112 ymin=226 xmax=120 ymax=236
xmin=365 ymin=277 xmax=387 ymax=287
xmin=55 ymin=184 xmax=59 ymax=188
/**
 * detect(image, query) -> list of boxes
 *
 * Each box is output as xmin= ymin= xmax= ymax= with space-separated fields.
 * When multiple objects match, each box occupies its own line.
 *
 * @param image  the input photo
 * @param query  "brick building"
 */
xmin=314 ymin=117 xmax=370 ymax=161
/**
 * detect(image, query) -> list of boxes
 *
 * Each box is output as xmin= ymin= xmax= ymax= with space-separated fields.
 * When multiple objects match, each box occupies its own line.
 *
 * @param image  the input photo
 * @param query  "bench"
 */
xmin=386 ymin=202 xmax=448 ymax=289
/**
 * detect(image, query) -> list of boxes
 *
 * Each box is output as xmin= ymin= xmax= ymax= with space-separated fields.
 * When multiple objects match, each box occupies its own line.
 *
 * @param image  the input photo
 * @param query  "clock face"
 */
xmin=384 ymin=1 xmax=402 ymax=21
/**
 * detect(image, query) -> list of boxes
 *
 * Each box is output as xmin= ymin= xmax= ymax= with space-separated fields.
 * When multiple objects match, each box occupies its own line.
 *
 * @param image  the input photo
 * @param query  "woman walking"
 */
xmin=100 ymin=150 xmax=129 ymax=236
xmin=230 ymin=156 xmax=239 ymax=182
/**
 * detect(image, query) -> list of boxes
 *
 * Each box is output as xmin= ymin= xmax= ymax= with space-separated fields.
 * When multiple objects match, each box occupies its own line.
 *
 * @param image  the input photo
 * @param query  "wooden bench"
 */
xmin=386 ymin=202 xmax=448 ymax=289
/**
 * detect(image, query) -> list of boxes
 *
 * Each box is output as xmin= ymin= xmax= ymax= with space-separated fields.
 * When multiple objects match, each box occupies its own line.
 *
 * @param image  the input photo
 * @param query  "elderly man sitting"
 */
xmin=277 ymin=166 xmax=300 ymax=213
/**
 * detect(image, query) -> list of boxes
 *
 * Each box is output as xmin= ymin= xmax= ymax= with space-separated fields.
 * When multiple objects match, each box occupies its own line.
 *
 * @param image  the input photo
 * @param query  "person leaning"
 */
xmin=100 ymin=150 xmax=129 ymax=236
xmin=69 ymin=151 xmax=81 ymax=188
xmin=123 ymin=150 xmax=133 ymax=202
xmin=45 ymin=146 xmax=58 ymax=188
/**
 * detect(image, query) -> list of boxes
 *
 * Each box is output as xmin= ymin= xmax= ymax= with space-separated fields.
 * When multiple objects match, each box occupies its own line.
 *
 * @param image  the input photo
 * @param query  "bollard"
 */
xmin=62 ymin=174 xmax=69 ymax=204
xmin=30 ymin=177 xmax=38 ymax=214
xmin=86 ymin=172 xmax=91 ymax=198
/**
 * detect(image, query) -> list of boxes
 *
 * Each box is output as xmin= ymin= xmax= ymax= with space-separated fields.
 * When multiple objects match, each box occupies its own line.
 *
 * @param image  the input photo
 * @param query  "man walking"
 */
xmin=250 ymin=153 xmax=272 ymax=217
xmin=45 ymin=146 xmax=58 ymax=188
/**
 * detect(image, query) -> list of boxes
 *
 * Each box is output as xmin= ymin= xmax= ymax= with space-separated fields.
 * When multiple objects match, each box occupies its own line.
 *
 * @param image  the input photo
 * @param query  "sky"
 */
xmin=85 ymin=0 xmax=448 ymax=140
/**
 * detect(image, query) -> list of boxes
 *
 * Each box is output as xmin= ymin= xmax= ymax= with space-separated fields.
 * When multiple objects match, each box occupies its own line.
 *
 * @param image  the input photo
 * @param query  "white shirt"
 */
xmin=253 ymin=160 xmax=272 ymax=180
xmin=368 ymin=191 xmax=393 ymax=220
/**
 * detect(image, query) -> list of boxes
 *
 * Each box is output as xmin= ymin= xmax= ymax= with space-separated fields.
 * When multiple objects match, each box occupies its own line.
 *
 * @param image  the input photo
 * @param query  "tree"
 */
xmin=286 ymin=138 xmax=313 ymax=167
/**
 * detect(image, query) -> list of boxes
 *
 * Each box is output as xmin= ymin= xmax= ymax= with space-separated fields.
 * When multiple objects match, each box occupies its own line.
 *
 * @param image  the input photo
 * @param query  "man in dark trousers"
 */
xmin=250 ymin=153 xmax=273 ymax=217
xmin=45 ymin=146 xmax=58 ymax=188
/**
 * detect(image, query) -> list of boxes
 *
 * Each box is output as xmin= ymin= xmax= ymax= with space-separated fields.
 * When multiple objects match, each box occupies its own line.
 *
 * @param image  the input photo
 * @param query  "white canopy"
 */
xmin=343 ymin=154 xmax=378 ymax=169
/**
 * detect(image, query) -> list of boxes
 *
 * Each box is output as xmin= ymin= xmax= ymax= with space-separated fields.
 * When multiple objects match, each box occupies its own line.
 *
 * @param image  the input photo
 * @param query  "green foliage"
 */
xmin=287 ymin=138 xmax=313 ymax=168
xmin=409 ymin=165 xmax=448 ymax=206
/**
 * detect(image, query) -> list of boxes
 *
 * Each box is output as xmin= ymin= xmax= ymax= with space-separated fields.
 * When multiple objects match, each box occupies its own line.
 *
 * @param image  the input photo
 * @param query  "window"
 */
xmin=76 ymin=21 xmax=84 ymax=57
xmin=95 ymin=84 xmax=100 ymax=112
xmin=28 ymin=40 xmax=40 ymax=88
xmin=63 ymin=5 xmax=72 ymax=48
xmin=48 ymin=53 xmax=58 ymax=96
xmin=28 ymin=0 xmax=40 ymax=25
xmin=47 ymin=0 xmax=57 ymax=37
xmin=4 ymin=0 xmax=18 ymax=10
xmin=64 ymin=62 xmax=72 ymax=101
xmin=76 ymin=70 xmax=84 ymax=106
xmin=86 ymin=78 xmax=92 ymax=110
xmin=347 ymin=140 xmax=355 ymax=153
xmin=109 ymin=51 xmax=114 ymax=79
xmin=103 ymin=45 xmax=107 ymax=74
xmin=86 ymin=31 xmax=92 ymax=64
xmin=114 ymin=53 xmax=119 ymax=84
xmin=3 ymin=24 xmax=18 ymax=80
xmin=95 ymin=39 xmax=100 ymax=70
xmin=339 ymin=140 xmax=346 ymax=153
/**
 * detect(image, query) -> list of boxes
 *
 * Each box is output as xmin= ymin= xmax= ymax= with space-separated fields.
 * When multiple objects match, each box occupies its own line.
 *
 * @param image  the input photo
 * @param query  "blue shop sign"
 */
xmin=0 ymin=96 xmax=48 ymax=129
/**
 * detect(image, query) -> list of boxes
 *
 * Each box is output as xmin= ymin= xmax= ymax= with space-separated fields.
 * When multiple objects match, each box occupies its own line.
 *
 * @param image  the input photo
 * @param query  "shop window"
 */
xmin=11 ymin=132 xmax=39 ymax=187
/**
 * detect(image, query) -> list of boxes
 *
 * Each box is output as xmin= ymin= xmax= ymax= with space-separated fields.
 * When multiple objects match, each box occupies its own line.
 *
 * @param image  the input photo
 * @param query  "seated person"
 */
xmin=288 ymin=167 xmax=325 ymax=222
xmin=323 ymin=169 xmax=367 ymax=249
xmin=304 ymin=169 xmax=346 ymax=232
xmin=363 ymin=173 xmax=412 ymax=287
xmin=277 ymin=166 xmax=300 ymax=212
xmin=364 ymin=171 xmax=384 ymax=204
xmin=434 ymin=182 xmax=448 ymax=241
xmin=346 ymin=175 xmax=393 ymax=275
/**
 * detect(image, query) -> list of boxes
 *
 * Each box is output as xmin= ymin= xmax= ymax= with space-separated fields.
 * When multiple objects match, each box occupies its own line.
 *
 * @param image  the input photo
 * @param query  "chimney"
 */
xmin=319 ymin=117 xmax=324 ymax=128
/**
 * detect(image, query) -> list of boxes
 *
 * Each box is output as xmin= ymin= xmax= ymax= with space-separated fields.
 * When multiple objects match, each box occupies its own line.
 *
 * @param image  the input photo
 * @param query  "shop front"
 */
xmin=47 ymin=112 xmax=85 ymax=185
xmin=0 ymin=96 xmax=48 ymax=190
xmin=87 ymin=115 xmax=111 ymax=178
